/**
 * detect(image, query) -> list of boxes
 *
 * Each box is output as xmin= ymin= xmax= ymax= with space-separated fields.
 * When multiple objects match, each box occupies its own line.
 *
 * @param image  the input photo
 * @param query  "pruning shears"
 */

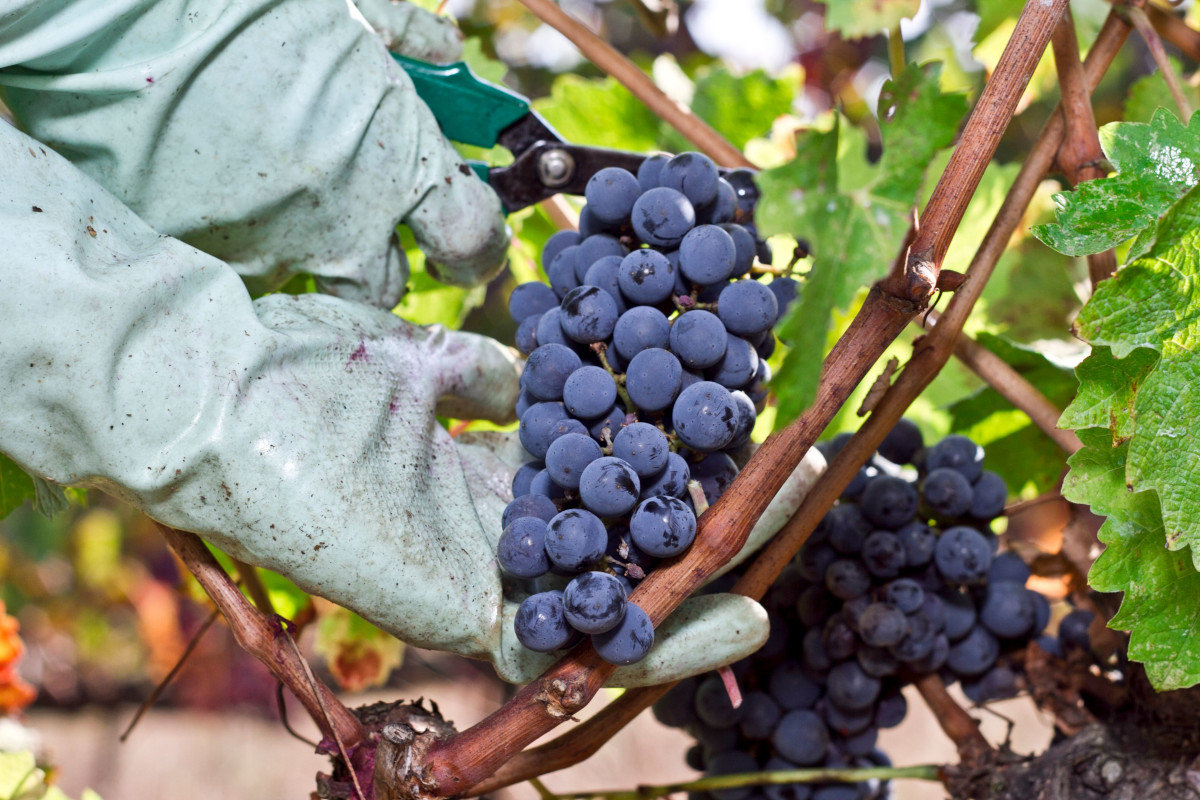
xmin=392 ymin=53 xmax=647 ymax=213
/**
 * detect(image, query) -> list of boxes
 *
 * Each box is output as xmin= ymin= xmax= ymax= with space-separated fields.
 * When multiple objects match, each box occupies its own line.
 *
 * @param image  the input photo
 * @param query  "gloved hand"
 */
xmin=0 ymin=0 xmax=826 ymax=686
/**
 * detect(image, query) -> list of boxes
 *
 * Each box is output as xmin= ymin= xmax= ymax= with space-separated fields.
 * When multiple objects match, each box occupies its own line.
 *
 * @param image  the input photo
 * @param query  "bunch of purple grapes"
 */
xmin=500 ymin=151 xmax=797 ymax=666
xmin=651 ymin=422 xmax=1074 ymax=800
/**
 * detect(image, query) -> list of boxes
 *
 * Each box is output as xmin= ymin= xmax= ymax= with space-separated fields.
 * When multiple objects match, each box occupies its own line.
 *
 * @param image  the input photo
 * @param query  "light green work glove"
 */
xmin=0 ymin=0 xmax=826 ymax=685
xmin=0 ymin=0 xmax=506 ymax=306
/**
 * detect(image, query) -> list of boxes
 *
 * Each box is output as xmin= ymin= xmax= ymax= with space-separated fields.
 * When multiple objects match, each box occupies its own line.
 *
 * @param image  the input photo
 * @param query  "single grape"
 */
xmin=509 ymin=281 xmax=559 ymax=323
xmin=942 ymin=590 xmax=977 ymax=641
xmin=768 ymin=661 xmax=821 ymax=710
xmin=946 ymin=625 xmax=1000 ymax=677
xmin=544 ymin=432 xmax=603 ymax=490
xmin=535 ymin=306 xmax=571 ymax=348
xmin=979 ymin=582 xmax=1036 ymax=639
xmin=519 ymin=401 xmax=569 ymax=459
xmin=588 ymin=405 xmax=628 ymax=445
xmin=502 ymin=494 xmax=559 ymax=529
xmin=857 ymin=603 xmax=908 ymax=648
xmin=825 ymin=559 xmax=871 ymax=600
xmin=497 ymin=517 xmax=550 ymax=578
xmin=529 ymin=469 xmax=568 ymax=501
xmin=630 ymin=496 xmax=697 ymax=557
xmin=877 ymin=418 xmax=923 ymax=464
xmin=593 ymin=601 xmax=654 ymax=665
xmin=652 ymin=677 xmax=700 ymax=728
xmin=640 ymin=452 xmax=691 ymax=499
xmin=820 ymin=698 xmax=874 ymax=737
xmin=908 ymin=633 xmax=950 ymax=673
xmin=721 ymin=223 xmax=757 ymax=278
xmin=511 ymin=462 xmax=542 ymax=497
xmin=858 ymin=475 xmax=919 ymax=529
xmin=1058 ymin=609 xmax=1095 ymax=651
xmin=889 ymin=612 xmax=936 ymax=663
xmin=696 ymin=178 xmax=737 ymax=226
xmin=725 ymin=169 xmax=760 ymax=216
xmin=726 ymin=390 xmax=756 ymax=450
xmin=883 ymin=578 xmax=924 ymax=614
xmin=562 ymin=571 xmax=628 ymax=634
xmin=694 ymin=675 xmax=745 ymax=729
xmin=738 ymin=691 xmax=783 ymax=740
xmin=659 ymin=152 xmax=720 ymax=208
xmin=706 ymin=334 xmax=759 ymax=390
xmin=562 ymin=366 xmax=618 ymax=421
xmin=542 ymin=230 xmax=581 ymax=268
xmin=612 ymin=306 xmax=671 ymax=361
xmin=626 ymin=348 xmax=684 ymax=412
xmin=548 ymin=245 xmax=581 ymax=299
xmin=514 ymin=591 xmax=575 ymax=652
xmin=923 ymin=467 xmax=974 ymax=519
xmin=612 ymin=422 xmax=670 ymax=478
xmin=896 ymin=521 xmax=936 ymax=567
xmin=768 ymin=277 xmax=799 ymax=323
xmin=934 ymin=526 xmax=994 ymax=585
xmin=523 ymin=343 xmax=583 ymax=401
xmin=826 ymin=661 xmax=881 ymax=711
xmin=861 ymin=531 xmax=905 ymax=579
xmin=989 ymin=551 xmax=1031 ymax=585
xmin=822 ymin=504 xmax=873 ymax=554
xmin=673 ymin=380 xmax=739 ymax=452
xmin=560 ymin=285 xmax=619 ymax=344
xmin=670 ymin=310 xmax=729 ymax=370
xmin=514 ymin=315 xmax=539 ymax=356
xmin=925 ymin=434 xmax=984 ymax=482
xmin=797 ymin=542 xmax=838 ymax=583
xmin=585 ymin=168 xmax=641 ymax=225
xmin=874 ymin=691 xmax=907 ymax=729
xmin=773 ymin=710 xmax=829 ymax=766
xmin=618 ymin=248 xmax=677 ymax=305
xmin=545 ymin=509 xmax=608 ymax=572
xmin=631 ymin=187 xmax=696 ymax=248
xmin=970 ymin=470 xmax=1008 ymax=519
xmin=574 ymin=234 xmax=627 ymax=281
xmin=857 ymin=645 xmax=899 ymax=678
xmin=579 ymin=457 xmax=642 ymax=517
xmin=679 ymin=224 xmax=737 ymax=284
xmin=637 ymin=154 xmax=669 ymax=192
xmin=718 ymin=279 xmax=778 ymax=338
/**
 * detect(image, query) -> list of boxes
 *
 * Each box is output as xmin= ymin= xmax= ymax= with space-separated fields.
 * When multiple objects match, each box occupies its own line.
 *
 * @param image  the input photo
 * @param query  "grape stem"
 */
xmin=592 ymin=342 xmax=636 ymax=415
xmin=528 ymin=765 xmax=944 ymax=800
xmin=1127 ymin=6 xmax=1193 ymax=121
xmin=1146 ymin=3 xmax=1200 ymax=61
xmin=687 ymin=479 xmax=709 ymax=515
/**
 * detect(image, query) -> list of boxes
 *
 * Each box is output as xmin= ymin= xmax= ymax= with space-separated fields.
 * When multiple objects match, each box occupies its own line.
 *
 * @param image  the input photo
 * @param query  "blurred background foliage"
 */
xmin=0 ymin=0 xmax=1189 ymax=729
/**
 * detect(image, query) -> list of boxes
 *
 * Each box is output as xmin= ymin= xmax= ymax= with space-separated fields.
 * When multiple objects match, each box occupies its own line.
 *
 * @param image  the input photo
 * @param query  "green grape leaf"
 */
xmin=1033 ymin=109 xmax=1200 ymax=256
xmin=1123 ymin=57 xmax=1200 ymax=125
xmin=946 ymin=333 xmax=1079 ymax=494
xmin=533 ymin=75 xmax=661 ymax=153
xmin=0 ymin=455 xmax=35 ymax=522
xmin=874 ymin=65 xmax=970 ymax=204
xmin=758 ymin=65 xmax=968 ymax=426
xmin=1059 ymin=346 xmax=1159 ymax=442
xmin=815 ymin=0 xmax=920 ymax=39
xmin=1064 ymin=430 xmax=1200 ymax=689
xmin=687 ymin=67 xmax=796 ymax=151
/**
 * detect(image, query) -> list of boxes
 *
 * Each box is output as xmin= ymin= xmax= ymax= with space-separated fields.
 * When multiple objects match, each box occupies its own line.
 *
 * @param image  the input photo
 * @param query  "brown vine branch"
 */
xmin=913 ymin=674 xmax=990 ymax=764
xmin=157 ymin=525 xmax=367 ymax=751
xmin=1050 ymin=9 xmax=1118 ymax=289
xmin=467 ymin=11 xmax=1134 ymax=786
xmin=1147 ymin=3 xmax=1200 ymax=61
xmin=231 ymin=556 xmax=275 ymax=614
xmin=884 ymin=0 xmax=1070 ymax=304
xmin=919 ymin=310 xmax=1082 ymax=455
xmin=1129 ymin=5 xmax=1194 ymax=120
xmin=515 ymin=0 xmax=753 ymax=168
